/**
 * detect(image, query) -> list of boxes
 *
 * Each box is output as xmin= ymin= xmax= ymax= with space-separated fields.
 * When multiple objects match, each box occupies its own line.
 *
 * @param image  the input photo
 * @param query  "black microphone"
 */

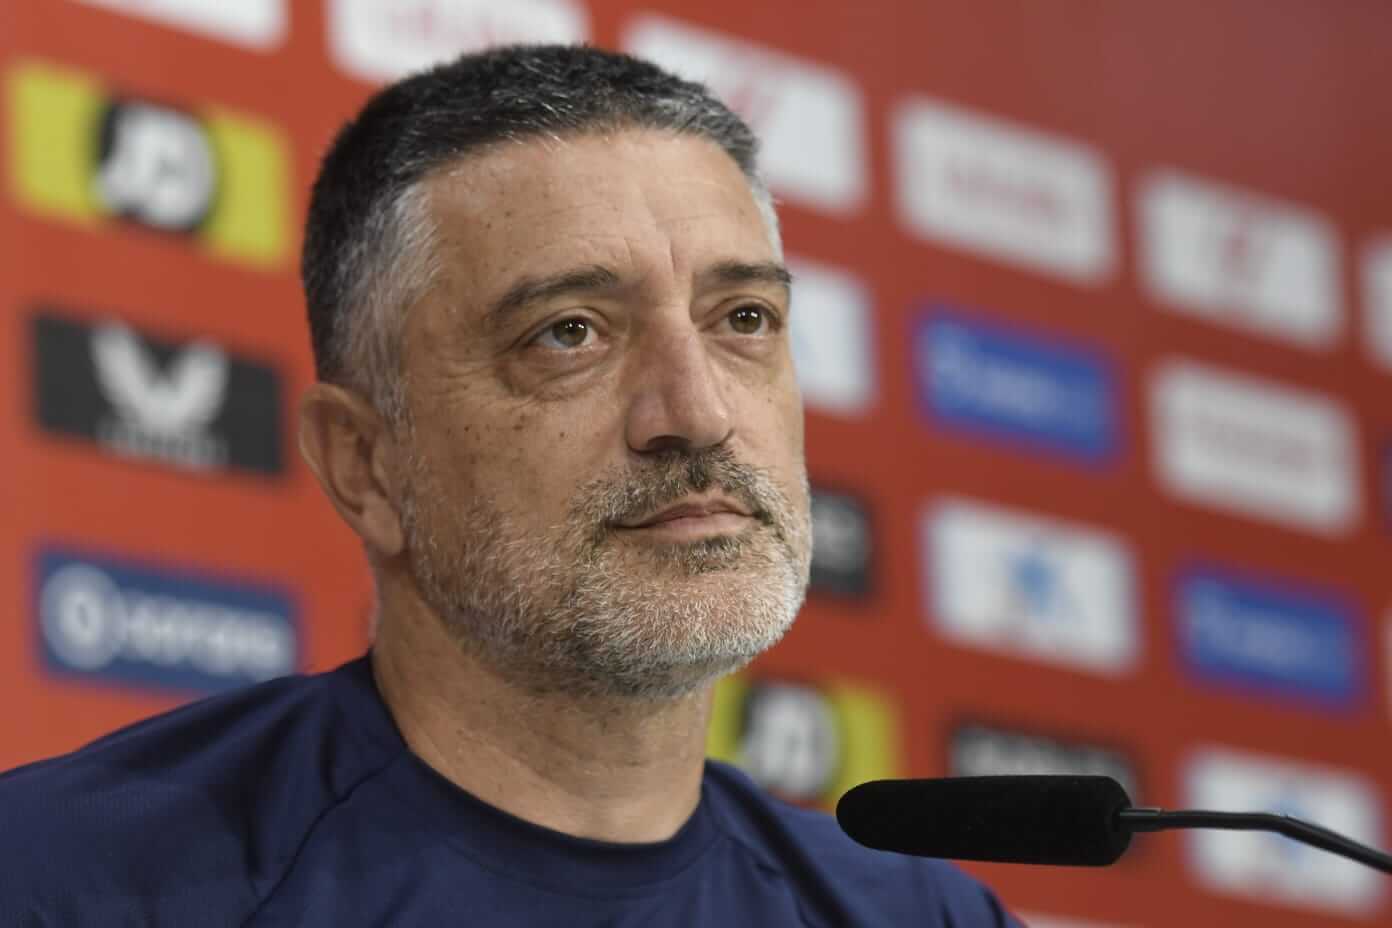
xmin=837 ymin=775 xmax=1131 ymax=866
xmin=836 ymin=775 xmax=1392 ymax=873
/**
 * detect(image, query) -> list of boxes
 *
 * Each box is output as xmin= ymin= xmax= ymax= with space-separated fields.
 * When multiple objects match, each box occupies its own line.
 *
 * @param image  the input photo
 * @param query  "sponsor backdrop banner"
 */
xmin=4 ymin=2 xmax=1390 ymax=925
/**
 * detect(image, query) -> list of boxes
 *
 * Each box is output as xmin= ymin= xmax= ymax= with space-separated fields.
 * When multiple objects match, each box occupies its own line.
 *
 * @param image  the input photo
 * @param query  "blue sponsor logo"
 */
xmin=35 ymin=546 xmax=298 ymax=695
xmin=913 ymin=309 xmax=1119 ymax=463
xmin=1176 ymin=566 xmax=1362 ymax=710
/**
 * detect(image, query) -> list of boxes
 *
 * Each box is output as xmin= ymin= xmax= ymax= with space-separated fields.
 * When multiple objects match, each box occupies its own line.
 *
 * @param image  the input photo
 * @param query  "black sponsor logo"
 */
xmin=96 ymin=100 xmax=217 ymax=233
xmin=948 ymin=720 xmax=1141 ymax=802
xmin=710 ymin=675 xmax=898 ymax=807
xmin=737 ymin=681 xmax=843 ymax=801
xmin=810 ymin=485 xmax=873 ymax=597
xmin=32 ymin=308 xmax=283 ymax=475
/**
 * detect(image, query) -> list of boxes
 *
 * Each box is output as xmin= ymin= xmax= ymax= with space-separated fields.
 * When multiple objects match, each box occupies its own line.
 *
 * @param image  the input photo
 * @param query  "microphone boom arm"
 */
xmin=1118 ymin=807 xmax=1392 ymax=874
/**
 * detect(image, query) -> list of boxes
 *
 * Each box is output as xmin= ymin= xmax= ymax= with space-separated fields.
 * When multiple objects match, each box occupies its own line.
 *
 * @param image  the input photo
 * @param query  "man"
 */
xmin=2 ymin=45 xmax=1021 ymax=925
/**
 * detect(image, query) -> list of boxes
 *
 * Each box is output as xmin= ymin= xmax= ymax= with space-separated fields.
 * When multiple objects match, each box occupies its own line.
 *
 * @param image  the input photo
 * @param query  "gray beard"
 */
xmin=397 ymin=446 xmax=812 ymax=702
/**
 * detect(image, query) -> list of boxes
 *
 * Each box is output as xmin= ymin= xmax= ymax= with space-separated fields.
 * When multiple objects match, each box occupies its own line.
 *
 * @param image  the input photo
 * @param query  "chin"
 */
xmin=583 ymin=652 xmax=765 ymax=703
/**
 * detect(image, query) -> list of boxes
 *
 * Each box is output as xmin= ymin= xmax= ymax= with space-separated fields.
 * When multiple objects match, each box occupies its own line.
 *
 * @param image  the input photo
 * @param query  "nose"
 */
xmin=624 ymin=325 xmax=734 ymax=455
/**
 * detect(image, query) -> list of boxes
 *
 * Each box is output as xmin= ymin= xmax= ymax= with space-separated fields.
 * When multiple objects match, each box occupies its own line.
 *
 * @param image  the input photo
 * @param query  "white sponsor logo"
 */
xmin=787 ymin=257 xmax=875 ymax=416
xmin=1362 ymin=238 xmax=1392 ymax=370
xmin=1138 ymin=170 xmax=1342 ymax=348
xmin=1185 ymin=747 xmax=1385 ymax=915
xmin=623 ymin=15 xmax=868 ymax=215
xmin=892 ymin=98 xmax=1114 ymax=284
xmin=328 ymin=0 xmax=589 ymax=84
xmin=1151 ymin=359 xmax=1359 ymax=534
xmin=75 ymin=0 xmax=286 ymax=49
xmin=40 ymin=564 xmax=294 ymax=681
xmin=91 ymin=323 xmax=229 ymax=469
xmin=924 ymin=497 xmax=1138 ymax=674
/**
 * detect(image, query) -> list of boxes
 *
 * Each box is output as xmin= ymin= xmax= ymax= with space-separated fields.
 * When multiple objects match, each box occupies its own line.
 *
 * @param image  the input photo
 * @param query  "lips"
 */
xmin=621 ymin=498 xmax=751 ymax=528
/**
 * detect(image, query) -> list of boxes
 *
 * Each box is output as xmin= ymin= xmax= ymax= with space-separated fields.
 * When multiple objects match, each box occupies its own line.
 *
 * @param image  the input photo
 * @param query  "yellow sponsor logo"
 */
xmin=708 ymin=674 xmax=901 ymax=809
xmin=7 ymin=59 xmax=290 ymax=269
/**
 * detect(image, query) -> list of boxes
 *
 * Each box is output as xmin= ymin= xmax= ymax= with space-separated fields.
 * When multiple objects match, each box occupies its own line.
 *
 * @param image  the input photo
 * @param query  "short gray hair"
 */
xmin=302 ymin=44 xmax=780 ymax=425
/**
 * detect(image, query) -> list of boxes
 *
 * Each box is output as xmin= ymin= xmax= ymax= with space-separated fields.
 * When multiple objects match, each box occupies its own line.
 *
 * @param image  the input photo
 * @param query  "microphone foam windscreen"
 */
xmin=836 ymin=775 xmax=1132 ymax=867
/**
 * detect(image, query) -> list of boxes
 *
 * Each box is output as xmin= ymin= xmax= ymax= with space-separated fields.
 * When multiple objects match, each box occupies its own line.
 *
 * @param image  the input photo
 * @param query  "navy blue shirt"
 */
xmin=1 ymin=656 xmax=1022 ymax=926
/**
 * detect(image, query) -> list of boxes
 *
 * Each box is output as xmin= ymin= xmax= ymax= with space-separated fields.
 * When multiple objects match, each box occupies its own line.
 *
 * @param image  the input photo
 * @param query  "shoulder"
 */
xmin=0 ymin=657 xmax=400 ymax=923
xmin=701 ymin=761 xmax=1023 ymax=927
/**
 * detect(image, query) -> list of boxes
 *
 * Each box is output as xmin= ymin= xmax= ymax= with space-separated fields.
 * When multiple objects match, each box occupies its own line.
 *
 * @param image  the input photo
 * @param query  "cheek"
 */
xmin=412 ymin=410 xmax=520 ymax=507
xmin=772 ymin=385 xmax=809 ymax=502
xmin=767 ymin=371 xmax=806 ymax=451
xmin=735 ymin=377 xmax=805 ymax=484
xmin=426 ymin=373 xmax=626 ymax=517
xmin=479 ymin=410 xmax=598 ymax=514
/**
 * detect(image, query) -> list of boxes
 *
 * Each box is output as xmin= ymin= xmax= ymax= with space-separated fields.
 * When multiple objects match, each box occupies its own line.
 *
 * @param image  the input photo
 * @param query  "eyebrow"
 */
xmin=697 ymin=259 xmax=793 ymax=293
xmin=484 ymin=264 xmax=623 ymax=331
xmin=482 ymin=259 xmax=793 ymax=332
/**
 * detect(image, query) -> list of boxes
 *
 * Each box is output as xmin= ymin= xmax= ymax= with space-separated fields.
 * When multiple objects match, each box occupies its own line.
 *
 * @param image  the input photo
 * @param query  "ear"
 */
xmin=298 ymin=382 xmax=405 ymax=559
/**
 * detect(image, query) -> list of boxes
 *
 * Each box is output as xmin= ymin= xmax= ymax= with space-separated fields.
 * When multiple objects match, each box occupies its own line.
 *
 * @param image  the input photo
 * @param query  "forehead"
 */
xmin=420 ymin=130 xmax=776 ymax=300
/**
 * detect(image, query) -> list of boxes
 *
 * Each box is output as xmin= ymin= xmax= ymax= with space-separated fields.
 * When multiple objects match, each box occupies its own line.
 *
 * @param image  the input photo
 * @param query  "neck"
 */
xmin=370 ymin=586 xmax=715 ymax=844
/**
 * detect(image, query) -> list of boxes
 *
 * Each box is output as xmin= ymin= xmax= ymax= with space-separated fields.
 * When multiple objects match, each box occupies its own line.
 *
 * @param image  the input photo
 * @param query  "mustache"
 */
xmin=581 ymin=446 xmax=779 ymax=533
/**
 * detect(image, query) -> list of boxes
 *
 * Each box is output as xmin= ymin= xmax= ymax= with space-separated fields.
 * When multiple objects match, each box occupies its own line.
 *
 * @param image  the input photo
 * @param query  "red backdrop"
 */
xmin=5 ymin=2 xmax=1391 ymax=926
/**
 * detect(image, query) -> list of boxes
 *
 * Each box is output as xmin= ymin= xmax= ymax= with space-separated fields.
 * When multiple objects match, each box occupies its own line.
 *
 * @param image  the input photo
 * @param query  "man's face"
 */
xmin=393 ymin=130 xmax=811 ymax=700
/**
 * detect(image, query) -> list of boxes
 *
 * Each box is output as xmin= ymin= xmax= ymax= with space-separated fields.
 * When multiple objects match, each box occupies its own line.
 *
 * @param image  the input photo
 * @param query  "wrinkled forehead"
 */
xmin=419 ymin=130 xmax=779 ymax=302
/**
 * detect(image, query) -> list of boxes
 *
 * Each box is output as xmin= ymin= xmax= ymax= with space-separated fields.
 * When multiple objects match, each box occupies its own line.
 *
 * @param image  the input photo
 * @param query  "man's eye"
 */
xmin=727 ymin=305 xmax=775 ymax=335
xmin=532 ymin=318 xmax=593 ymax=350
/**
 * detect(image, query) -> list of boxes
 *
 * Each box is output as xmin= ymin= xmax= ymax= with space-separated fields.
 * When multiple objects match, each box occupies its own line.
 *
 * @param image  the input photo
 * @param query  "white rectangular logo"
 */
xmin=1151 ymin=359 xmax=1359 ymax=534
xmin=787 ymin=256 xmax=876 ymax=417
xmin=328 ymin=0 xmax=590 ymax=84
xmin=76 ymin=0 xmax=286 ymax=49
xmin=892 ymin=98 xmax=1114 ymax=284
xmin=1363 ymin=238 xmax=1392 ymax=370
xmin=924 ymin=498 xmax=1138 ymax=674
xmin=1185 ymin=747 xmax=1385 ymax=916
xmin=1138 ymin=170 xmax=1342 ymax=348
xmin=623 ymin=15 xmax=868 ymax=216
